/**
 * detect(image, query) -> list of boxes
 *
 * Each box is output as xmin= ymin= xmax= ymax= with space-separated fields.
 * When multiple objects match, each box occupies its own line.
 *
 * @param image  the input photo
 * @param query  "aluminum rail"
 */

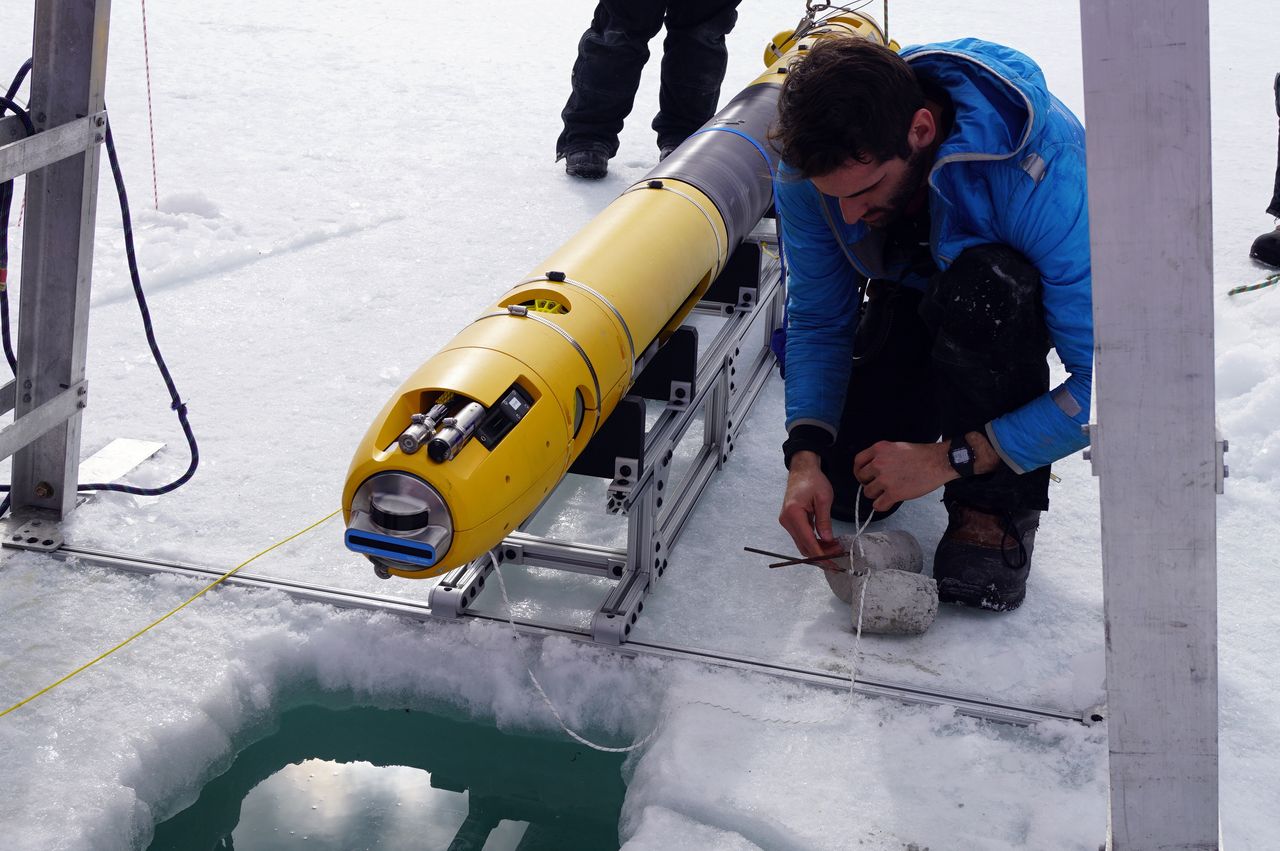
xmin=42 ymin=542 xmax=1098 ymax=728
xmin=0 ymin=111 xmax=105 ymax=184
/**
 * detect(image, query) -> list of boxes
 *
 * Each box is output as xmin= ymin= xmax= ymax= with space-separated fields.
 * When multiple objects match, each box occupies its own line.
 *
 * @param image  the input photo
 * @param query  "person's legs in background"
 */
xmin=557 ymin=0 xmax=666 ymax=179
xmin=1249 ymin=73 xmax=1280 ymax=267
xmin=652 ymin=1 xmax=741 ymax=158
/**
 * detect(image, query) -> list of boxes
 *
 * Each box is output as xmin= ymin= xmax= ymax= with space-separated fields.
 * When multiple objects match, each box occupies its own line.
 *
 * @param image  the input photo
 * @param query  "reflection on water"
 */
xmin=148 ymin=704 xmax=625 ymax=850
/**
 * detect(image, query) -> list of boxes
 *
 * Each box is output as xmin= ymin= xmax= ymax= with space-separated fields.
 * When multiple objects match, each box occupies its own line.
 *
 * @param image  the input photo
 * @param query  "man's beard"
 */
xmin=866 ymin=149 xmax=929 ymax=229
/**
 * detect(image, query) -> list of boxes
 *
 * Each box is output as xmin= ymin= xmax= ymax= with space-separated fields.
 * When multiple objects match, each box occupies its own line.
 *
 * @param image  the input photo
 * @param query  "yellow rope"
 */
xmin=0 ymin=508 xmax=341 ymax=719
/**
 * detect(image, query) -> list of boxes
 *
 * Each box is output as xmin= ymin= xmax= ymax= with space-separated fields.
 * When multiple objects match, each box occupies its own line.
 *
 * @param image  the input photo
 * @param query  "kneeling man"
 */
xmin=772 ymin=37 xmax=1093 ymax=611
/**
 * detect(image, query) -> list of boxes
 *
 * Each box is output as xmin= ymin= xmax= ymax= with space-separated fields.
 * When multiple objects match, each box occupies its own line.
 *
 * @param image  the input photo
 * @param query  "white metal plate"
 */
xmin=78 ymin=438 xmax=165 ymax=483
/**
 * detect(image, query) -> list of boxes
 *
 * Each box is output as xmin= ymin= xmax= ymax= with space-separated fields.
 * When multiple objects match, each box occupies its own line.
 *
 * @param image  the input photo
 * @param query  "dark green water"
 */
xmin=148 ymin=704 xmax=626 ymax=851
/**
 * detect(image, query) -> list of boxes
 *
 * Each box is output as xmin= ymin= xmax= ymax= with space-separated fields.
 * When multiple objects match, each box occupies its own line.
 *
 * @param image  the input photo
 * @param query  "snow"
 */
xmin=0 ymin=0 xmax=1276 ymax=848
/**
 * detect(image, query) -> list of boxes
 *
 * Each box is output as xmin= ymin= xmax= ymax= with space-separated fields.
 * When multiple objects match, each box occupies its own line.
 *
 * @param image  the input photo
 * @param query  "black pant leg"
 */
xmin=1269 ymin=73 xmax=1280 ymax=217
xmin=556 ymin=0 xmax=666 ymax=158
xmin=652 ymin=1 xmax=741 ymax=148
xmin=826 ymin=284 xmax=941 ymax=522
xmin=920 ymin=244 xmax=1053 ymax=513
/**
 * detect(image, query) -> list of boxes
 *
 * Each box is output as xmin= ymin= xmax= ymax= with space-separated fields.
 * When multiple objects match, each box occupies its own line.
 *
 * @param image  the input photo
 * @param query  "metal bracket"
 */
xmin=427 ymin=557 xmax=495 ymax=618
xmin=1083 ymin=423 xmax=1098 ymax=476
xmin=2 ymin=511 xmax=65 ymax=553
xmin=605 ymin=456 xmax=641 ymax=516
xmin=0 ymin=380 xmax=88 ymax=463
xmin=669 ymin=380 xmax=691 ymax=408
xmin=1215 ymin=431 xmax=1229 ymax=496
xmin=591 ymin=568 xmax=651 ymax=644
xmin=499 ymin=540 xmax=525 ymax=564
xmin=0 ymin=111 xmax=106 ymax=184
xmin=1087 ymin=423 xmax=1230 ymax=494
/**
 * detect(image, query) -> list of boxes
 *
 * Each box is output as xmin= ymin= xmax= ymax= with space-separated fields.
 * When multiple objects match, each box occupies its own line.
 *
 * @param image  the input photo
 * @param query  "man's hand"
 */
xmin=854 ymin=432 xmax=1001 ymax=512
xmin=778 ymin=451 xmax=846 ymax=565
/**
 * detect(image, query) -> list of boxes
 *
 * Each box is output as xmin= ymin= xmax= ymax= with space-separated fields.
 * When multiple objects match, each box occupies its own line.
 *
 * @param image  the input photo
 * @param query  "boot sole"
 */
xmin=937 ymin=577 xmax=1025 ymax=612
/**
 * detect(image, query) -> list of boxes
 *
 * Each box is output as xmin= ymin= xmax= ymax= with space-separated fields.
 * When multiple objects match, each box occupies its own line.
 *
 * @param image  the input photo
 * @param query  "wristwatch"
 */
xmin=948 ymin=434 xmax=976 ymax=478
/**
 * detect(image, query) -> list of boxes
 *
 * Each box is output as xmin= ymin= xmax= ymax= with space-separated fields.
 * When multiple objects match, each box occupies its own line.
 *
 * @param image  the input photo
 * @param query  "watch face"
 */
xmin=951 ymin=447 xmax=972 ymax=465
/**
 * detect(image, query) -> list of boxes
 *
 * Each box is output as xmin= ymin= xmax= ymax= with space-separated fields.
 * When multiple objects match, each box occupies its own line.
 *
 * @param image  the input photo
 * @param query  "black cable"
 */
xmin=78 ymin=118 xmax=199 ymax=496
xmin=0 ymin=61 xmax=34 ymax=374
xmin=0 ymin=103 xmax=199 ymax=514
xmin=0 ymin=65 xmax=19 ymax=515
xmin=0 ymin=178 xmax=18 ymax=371
xmin=4 ymin=59 xmax=31 ymax=102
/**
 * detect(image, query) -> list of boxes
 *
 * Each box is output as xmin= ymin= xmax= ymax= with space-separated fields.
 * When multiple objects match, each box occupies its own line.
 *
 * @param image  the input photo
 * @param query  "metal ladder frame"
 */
xmin=0 ymin=0 xmax=111 ymax=527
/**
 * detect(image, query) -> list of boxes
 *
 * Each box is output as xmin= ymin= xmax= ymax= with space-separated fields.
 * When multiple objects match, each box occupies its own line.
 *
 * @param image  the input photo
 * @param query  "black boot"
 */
xmin=1251 ymin=227 xmax=1280 ymax=268
xmin=562 ymin=145 xmax=609 ymax=180
xmin=1261 ymin=74 xmax=1280 ymax=265
xmin=933 ymin=501 xmax=1040 ymax=612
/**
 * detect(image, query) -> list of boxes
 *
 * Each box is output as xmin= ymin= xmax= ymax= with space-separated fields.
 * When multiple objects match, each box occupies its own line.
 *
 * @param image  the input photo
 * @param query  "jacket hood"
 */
xmin=900 ymin=38 xmax=1051 ymax=162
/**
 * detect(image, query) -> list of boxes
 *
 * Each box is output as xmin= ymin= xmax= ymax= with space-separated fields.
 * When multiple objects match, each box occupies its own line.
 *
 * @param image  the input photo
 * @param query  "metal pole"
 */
xmin=12 ymin=0 xmax=112 ymax=518
xmin=1079 ymin=1 xmax=1220 ymax=846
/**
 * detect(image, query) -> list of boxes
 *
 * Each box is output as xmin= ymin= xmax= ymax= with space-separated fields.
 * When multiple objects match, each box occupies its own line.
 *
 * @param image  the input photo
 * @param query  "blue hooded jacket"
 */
xmin=775 ymin=38 xmax=1092 ymax=473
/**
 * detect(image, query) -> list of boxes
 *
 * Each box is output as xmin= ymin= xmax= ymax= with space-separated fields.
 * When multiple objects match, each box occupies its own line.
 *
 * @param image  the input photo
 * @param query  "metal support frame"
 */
xmin=4 ymin=0 xmax=112 ymax=522
xmin=45 ymin=541 xmax=1095 ymax=728
xmin=429 ymin=219 xmax=784 ymax=644
xmin=1080 ymin=1 xmax=1220 ymax=846
xmin=0 ymin=111 xmax=105 ymax=183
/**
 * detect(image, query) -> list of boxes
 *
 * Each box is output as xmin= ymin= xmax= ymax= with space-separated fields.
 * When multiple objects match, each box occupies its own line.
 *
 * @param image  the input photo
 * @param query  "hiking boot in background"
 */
xmin=563 ymin=145 xmax=609 ymax=180
xmin=1251 ymin=227 xmax=1280 ymax=267
xmin=933 ymin=501 xmax=1040 ymax=612
xmin=1257 ymin=74 xmax=1280 ymax=267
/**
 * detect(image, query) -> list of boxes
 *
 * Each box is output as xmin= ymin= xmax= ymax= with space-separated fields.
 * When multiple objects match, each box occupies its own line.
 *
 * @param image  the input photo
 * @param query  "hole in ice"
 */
xmin=147 ymin=704 xmax=626 ymax=851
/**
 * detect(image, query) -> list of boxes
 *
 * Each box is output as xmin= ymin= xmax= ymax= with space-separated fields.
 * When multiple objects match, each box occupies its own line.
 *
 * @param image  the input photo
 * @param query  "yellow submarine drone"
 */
xmin=343 ymin=12 xmax=890 ymax=579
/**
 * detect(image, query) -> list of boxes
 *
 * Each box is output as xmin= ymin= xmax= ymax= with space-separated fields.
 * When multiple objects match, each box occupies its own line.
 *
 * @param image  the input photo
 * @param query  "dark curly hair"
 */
xmin=770 ymin=38 xmax=924 ymax=178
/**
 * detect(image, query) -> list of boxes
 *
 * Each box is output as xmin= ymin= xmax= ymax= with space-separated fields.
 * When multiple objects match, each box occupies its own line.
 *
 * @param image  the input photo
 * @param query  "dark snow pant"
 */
xmin=823 ymin=244 xmax=1054 ymax=521
xmin=556 ymin=0 xmax=740 ymax=159
xmin=1269 ymin=73 xmax=1280 ymax=217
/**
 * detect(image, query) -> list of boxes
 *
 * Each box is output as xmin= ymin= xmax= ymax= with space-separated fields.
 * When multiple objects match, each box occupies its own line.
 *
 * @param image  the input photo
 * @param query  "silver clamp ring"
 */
xmin=515 ymin=275 xmax=637 ymax=379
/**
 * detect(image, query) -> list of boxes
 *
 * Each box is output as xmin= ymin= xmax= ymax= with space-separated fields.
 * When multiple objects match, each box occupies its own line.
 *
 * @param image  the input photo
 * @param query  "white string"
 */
xmin=850 ymin=481 xmax=875 ymax=559
xmin=843 ymin=483 xmax=873 ymax=687
xmin=487 ymin=484 xmax=877 ymax=753
xmin=489 ymin=551 xmax=660 ymax=754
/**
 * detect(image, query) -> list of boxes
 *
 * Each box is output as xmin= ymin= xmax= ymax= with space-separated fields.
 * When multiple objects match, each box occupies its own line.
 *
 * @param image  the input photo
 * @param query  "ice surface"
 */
xmin=0 ymin=0 xmax=1276 ymax=848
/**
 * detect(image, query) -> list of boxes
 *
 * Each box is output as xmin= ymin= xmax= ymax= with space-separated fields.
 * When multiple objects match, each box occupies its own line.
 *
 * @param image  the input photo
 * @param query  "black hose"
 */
xmin=78 ymin=118 xmax=199 ymax=497
xmin=0 ymin=78 xmax=35 ymax=373
xmin=4 ymin=59 xmax=31 ymax=102
xmin=0 ymin=98 xmax=200 ymax=514
xmin=0 ymin=178 xmax=18 ymax=372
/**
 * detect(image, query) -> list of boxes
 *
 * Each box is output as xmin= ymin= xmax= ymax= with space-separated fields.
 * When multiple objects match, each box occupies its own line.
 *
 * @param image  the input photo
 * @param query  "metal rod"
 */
xmin=767 ymin=553 xmax=848 ymax=569
xmin=45 ymin=541 xmax=1092 ymax=727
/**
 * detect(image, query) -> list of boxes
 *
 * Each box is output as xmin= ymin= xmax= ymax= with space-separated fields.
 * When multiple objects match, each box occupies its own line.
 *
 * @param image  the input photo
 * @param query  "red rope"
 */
xmin=140 ymin=0 xmax=159 ymax=209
